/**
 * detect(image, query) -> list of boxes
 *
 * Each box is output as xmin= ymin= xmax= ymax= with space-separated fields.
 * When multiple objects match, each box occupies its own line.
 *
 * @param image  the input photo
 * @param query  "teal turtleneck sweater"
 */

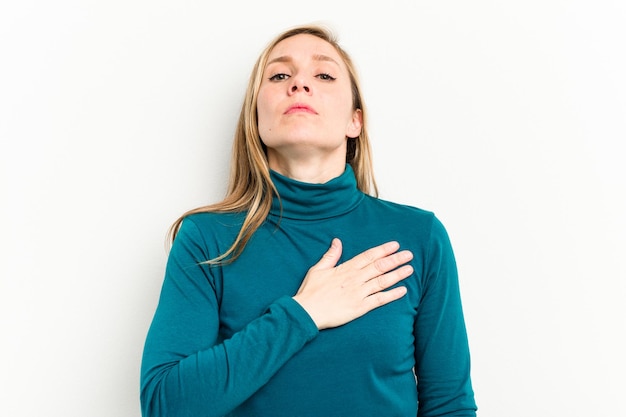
xmin=140 ymin=165 xmax=476 ymax=417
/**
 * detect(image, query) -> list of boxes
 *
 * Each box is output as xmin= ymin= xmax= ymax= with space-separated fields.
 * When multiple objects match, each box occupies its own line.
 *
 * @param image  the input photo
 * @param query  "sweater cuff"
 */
xmin=273 ymin=295 xmax=319 ymax=341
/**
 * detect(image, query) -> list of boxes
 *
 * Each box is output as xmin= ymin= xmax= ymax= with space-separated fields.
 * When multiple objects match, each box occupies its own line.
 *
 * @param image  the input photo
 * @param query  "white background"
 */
xmin=1 ymin=1 xmax=625 ymax=416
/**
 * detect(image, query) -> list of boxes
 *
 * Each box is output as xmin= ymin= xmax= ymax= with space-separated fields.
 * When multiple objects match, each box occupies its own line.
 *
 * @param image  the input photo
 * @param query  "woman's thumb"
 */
xmin=310 ymin=238 xmax=342 ymax=271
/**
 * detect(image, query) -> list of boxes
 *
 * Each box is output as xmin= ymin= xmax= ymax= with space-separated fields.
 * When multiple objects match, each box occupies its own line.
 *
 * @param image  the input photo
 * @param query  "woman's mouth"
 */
xmin=284 ymin=103 xmax=317 ymax=114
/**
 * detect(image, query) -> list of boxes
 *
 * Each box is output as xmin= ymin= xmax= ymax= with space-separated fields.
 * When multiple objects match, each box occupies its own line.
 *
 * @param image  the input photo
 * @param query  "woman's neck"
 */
xmin=267 ymin=149 xmax=346 ymax=184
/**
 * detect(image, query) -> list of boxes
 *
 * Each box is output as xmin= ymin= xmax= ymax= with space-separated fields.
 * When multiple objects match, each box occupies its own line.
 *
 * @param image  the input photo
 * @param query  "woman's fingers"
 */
xmin=363 ymin=285 xmax=408 ymax=311
xmin=364 ymin=264 xmax=414 ymax=297
xmin=366 ymin=249 xmax=414 ymax=276
xmin=344 ymin=241 xmax=402 ymax=270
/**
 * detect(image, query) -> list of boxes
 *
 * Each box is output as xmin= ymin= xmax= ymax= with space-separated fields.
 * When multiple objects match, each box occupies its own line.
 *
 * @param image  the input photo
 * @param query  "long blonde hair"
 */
xmin=168 ymin=24 xmax=378 ymax=263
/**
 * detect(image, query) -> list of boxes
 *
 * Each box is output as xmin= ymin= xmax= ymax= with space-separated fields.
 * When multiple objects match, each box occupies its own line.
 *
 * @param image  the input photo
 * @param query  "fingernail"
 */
xmin=387 ymin=241 xmax=400 ymax=250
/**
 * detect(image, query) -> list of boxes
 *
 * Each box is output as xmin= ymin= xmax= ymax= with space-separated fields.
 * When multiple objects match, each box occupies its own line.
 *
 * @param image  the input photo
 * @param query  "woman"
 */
xmin=140 ymin=24 xmax=477 ymax=417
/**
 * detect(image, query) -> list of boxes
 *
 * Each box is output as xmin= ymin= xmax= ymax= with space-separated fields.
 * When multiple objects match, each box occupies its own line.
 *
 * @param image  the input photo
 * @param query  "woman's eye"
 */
xmin=317 ymin=73 xmax=336 ymax=81
xmin=269 ymin=73 xmax=290 ymax=81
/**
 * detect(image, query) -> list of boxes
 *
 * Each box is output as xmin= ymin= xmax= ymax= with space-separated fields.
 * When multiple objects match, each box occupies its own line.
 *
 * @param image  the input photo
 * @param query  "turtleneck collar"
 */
xmin=269 ymin=164 xmax=364 ymax=220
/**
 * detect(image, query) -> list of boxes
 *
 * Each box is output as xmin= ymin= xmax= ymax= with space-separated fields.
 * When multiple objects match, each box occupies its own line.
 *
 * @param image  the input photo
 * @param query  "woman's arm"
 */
xmin=140 ymin=218 xmax=319 ymax=417
xmin=414 ymin=216 xmax=477 ymax=417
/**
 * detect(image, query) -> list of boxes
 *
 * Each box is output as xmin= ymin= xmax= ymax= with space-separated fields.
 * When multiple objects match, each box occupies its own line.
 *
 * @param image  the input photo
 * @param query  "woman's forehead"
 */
xmin=268 ymin=34 xmax=342 ymax=63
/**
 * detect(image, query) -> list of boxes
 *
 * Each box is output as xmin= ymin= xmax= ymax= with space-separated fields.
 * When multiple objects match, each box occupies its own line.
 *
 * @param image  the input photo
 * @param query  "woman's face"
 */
xmin=257 ymin=34 xmax=362 ymax=167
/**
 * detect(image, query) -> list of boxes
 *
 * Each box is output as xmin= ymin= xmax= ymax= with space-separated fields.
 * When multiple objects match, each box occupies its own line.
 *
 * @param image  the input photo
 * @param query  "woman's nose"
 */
xmin=289 ymin=78 xmax=310 ymax=94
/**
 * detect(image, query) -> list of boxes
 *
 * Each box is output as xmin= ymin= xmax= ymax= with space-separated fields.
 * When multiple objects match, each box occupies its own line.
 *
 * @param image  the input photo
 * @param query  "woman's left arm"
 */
xmin=414 ymin=215 xmax=477 ymax=417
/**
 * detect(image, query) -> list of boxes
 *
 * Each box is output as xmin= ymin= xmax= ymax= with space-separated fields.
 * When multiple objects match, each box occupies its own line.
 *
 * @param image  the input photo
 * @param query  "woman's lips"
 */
xmin=284 ymin=103 xmax=317 ymax=114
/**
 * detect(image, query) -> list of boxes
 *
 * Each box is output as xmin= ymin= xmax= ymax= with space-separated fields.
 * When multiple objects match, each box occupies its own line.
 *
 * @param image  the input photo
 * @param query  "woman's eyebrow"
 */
xmin=312 ymin=54 xmax=340 ymax=66
xmin=267 ymin=54 xmax=340 ymax=67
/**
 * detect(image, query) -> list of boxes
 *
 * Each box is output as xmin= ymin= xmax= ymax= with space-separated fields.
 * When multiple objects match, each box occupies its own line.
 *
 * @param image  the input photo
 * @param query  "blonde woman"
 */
xmin=140 ymin=25 xmax=477 ymax=417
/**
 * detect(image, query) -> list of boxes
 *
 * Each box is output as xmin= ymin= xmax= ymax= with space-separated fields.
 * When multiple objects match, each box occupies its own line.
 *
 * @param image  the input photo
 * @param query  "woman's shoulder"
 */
xmin=183 ymin=210 xmax=246 ymax=228
xmin=362 ymin=195 xmax=451 ymax=239
xmin=185 ymin=210 xmax=246 ymax=222
xmin=177 ymin=210 xmax=247 ymax=240
xmin=364 ymin=194 xmax=435 ymax=219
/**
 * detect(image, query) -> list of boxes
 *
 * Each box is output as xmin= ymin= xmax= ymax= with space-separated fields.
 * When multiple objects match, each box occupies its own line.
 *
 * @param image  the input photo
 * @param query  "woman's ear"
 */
xmin=346 ymin=109 xmax=363 ymax=138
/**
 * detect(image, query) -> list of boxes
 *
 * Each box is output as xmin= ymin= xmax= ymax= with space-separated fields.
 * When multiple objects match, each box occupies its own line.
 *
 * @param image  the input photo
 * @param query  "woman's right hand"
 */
xmin=292 ymin=238 xmax=414 ymax=330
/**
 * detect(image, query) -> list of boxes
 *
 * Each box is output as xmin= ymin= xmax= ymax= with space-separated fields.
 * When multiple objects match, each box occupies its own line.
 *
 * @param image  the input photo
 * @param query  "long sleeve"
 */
xmin=140 ymin=218 xmax=319 ymax=417
xmin=414 ymin=216 xmax=477 ymax=416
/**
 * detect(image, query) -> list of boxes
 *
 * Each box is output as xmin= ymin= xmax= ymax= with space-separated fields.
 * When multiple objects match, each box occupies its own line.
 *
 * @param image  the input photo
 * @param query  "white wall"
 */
xmin=1 ymin=1 xmax=624 ymax=416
